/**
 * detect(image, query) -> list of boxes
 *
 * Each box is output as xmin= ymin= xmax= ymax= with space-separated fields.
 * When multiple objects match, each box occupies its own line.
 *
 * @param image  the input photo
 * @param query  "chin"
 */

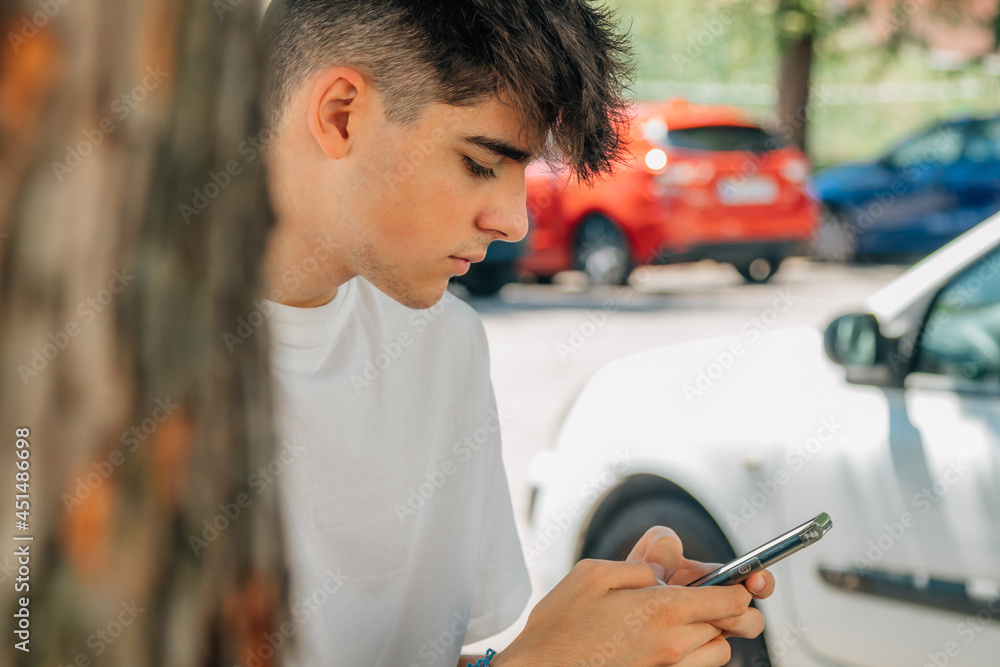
xmin=375 ymin=275 xmax=450 ymax=311
xmin=405 ymin=291 xmax=448 ymax=311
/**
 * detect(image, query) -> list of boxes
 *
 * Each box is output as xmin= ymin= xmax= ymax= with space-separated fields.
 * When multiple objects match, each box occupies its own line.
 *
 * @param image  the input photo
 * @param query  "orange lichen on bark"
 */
xmin=223 ymin=572 xmax=282 ymax=667
xmin=152 ymin=409 xmax=195 ymax=509
xmin=60 ymin=470 xmax=115 ymax=580
xmin=138 ymin=0 xmax=177 ymax=98
xmin=0 ymin=20 xmax=62 ymax=139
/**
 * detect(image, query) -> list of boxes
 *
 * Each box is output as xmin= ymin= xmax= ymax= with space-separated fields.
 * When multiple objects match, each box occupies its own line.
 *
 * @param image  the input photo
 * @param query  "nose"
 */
xmin=477 ymin=175 xmax=529 ymax=243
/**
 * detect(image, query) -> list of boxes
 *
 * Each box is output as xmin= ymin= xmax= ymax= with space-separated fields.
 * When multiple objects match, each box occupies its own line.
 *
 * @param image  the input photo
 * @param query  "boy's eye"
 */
xmin=463 ymin=156 xmax=498 ymax=180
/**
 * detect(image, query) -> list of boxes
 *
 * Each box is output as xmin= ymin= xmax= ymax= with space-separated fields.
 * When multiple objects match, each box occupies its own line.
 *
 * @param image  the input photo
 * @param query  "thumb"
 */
xmin=626 ymin=526 xmax=684 ymax=582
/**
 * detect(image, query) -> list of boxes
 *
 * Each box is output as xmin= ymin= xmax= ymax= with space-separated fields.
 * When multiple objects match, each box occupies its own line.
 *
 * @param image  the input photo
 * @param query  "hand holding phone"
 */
xmin=687 ymin=512 xmax=833 ymax=587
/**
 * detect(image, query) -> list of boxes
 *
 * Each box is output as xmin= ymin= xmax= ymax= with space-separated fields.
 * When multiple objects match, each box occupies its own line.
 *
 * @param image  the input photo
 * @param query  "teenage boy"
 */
xmin=259 ymin=2 xmax=774 ymax=665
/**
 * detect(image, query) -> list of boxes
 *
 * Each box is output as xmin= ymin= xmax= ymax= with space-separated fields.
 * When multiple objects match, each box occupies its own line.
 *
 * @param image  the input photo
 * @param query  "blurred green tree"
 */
xmin=775 ymin=0 xmax=999 ymax=152
xmin=609 ymin=0 xmax=998 ymax=160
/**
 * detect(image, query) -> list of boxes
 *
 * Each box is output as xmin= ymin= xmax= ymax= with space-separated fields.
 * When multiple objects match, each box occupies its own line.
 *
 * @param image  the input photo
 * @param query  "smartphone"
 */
xmin=687 ymin=512 xmax=833 ymax=587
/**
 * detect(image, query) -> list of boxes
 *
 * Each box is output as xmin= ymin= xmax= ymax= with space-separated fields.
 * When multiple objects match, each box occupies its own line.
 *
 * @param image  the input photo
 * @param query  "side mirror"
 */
xmin=824 ymin=313 xmax=903 ymax=386
xmin=824 ymin=313 xmax=881 ymax=366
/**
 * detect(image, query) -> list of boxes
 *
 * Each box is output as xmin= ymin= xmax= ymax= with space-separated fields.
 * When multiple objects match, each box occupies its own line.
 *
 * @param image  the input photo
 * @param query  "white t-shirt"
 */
xmin=267 ymin=276 xmax=531 ymax=667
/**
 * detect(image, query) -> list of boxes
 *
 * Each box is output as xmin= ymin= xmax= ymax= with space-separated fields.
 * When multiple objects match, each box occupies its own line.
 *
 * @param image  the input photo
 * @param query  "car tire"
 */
xmin=734 ymin=257 xmax=782 ymax=284
xmin=811 ymin=206 xmax=857 ymax=263
xmin=585 ymin=495 xmax=770 ymax=667
xmin=573 ymin=214 xmax=632 ymax=286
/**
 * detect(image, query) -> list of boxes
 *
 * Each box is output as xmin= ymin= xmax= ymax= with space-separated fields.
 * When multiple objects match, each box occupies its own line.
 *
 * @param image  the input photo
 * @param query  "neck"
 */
xmin=263 ymin=125 xmax=356 ymax=308
xmin=262 ymin=225 xmax=352 ymax=308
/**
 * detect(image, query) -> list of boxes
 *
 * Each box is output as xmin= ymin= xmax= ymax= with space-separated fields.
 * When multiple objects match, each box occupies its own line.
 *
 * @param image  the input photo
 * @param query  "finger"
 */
xmin=625 ymin=525 xmax=681 ymax=562
xmin=672 ymin=635 xmax=732 ymax=667
xmin=667 ymin=559 xmax=721 ymax=586
xmin=743 ymin=570 xmax=775 ymax=599
xmin=654 ymin=584 xmax=753 ymax=624
xmin=625 ymin=526 xmax=684 ymax=580
xmin=574 ymin=558 xmax=659 ymax=591
xmin=707 ymin=606 xmax=765 ymax=639
xmin=647 ymin=623 xmax=722 ymax=665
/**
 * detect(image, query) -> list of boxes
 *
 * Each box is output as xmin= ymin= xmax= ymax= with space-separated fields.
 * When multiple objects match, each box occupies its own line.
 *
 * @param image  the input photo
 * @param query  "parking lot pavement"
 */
xmin=456 ymin=257 xmax=908 ymax=653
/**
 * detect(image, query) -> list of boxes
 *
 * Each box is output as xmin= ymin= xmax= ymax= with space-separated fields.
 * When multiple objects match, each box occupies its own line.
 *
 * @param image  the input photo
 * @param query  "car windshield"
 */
xmin=662 ymin=125 xmax=785 ymax=153
xmin=881 ymin=123 xmax=965 ymax=169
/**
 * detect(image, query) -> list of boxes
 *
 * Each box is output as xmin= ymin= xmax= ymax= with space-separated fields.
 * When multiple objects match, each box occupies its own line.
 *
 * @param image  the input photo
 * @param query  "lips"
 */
xmin=449 ymin=256 xmax=472 ymax=276
xmin=449 ymin=249 xmax=487 ymax=277
xmin=451 ymin=253 xmax=487 ymax=263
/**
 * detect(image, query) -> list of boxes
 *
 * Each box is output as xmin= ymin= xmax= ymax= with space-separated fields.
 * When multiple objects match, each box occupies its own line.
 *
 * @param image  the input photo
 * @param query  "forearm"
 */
xmin=458 ymin=651 xmax=513 ymax=667
xmin=461 ymin=648 xmax=523 ymax=667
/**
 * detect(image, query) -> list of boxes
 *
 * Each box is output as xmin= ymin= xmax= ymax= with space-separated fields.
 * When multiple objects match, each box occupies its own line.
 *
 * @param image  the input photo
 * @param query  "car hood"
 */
xmin=550 ymin=327 xmax=854 ymax=468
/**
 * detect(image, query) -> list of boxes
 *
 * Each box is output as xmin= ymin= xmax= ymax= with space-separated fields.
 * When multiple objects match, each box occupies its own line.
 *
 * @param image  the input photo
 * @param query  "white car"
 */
xmin=527 ymin=212 xmax=1000 ymax=666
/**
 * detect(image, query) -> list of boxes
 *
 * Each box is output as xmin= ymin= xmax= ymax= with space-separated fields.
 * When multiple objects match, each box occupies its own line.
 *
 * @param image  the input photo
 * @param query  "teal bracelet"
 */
xmin=466 ymin=648 xmax=496 ymax=666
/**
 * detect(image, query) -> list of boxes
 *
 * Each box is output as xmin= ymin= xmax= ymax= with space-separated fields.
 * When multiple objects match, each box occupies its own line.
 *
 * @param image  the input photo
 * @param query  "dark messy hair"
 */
xmin=260 ymin=0 xmax=635 ymax=182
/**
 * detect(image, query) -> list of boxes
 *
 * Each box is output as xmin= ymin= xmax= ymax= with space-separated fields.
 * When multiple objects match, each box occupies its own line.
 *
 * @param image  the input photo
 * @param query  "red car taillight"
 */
xmin=779 ymin=157 xmax=810 ymax=184
xmin=644 ymin=148 xmax=668 ymax=172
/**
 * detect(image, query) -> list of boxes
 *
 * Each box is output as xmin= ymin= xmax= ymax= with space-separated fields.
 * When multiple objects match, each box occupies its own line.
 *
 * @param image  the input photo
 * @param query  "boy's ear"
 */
xmin=306 ymin=67 xmax=369 ymax=160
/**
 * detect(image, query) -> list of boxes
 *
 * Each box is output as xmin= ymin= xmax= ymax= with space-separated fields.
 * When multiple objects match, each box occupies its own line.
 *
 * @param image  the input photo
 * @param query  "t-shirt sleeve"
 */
xmin=461 ymin=311 xmax=532 ymax=644
xmin=464 ymin=423 xmax=533 ymax=644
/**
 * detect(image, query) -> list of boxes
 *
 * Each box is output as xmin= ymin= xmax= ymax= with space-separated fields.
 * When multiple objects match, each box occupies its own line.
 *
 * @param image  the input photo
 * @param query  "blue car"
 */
xmin=812 ymin=114 xmax=1000 ymax=261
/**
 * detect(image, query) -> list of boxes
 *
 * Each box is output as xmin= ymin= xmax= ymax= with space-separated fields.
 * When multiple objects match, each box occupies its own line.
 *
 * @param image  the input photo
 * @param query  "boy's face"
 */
xmin=266 ymin=74 xmax=532 ymax=310
xmin=350 ymin=99 xmax=532 ymax=309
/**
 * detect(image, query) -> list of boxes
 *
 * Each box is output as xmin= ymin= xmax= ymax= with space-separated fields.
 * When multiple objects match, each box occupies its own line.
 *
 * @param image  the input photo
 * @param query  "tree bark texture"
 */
xmin=0 ymin=1 xmax=287 ymax=666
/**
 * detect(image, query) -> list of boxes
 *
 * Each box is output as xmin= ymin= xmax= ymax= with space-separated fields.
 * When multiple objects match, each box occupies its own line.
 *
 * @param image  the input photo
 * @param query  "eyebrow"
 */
xmin=460 ymin=134 xmax=534 ymax=164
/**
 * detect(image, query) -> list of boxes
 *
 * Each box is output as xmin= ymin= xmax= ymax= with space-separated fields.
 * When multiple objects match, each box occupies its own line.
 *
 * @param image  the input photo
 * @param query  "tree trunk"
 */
xmin=992 ymin=3 xmax=1000 ymax=52
xmin=0 ymin=1 xmax=287 ymax=666
xmin=774 ymin=3 xmax=816 ymax=154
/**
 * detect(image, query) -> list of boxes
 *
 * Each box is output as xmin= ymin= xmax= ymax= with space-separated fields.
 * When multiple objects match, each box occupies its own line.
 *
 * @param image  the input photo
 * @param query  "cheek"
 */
xmin=395 ymin=167 xmax=468 ymax=230
xmin=361 ymin=147 xmax=474 ymax=258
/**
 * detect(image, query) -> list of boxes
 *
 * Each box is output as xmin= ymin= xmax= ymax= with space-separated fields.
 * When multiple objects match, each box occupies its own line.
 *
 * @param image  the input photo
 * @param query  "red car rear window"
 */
xmin=663 ymin=125 xmax=785 ymax=153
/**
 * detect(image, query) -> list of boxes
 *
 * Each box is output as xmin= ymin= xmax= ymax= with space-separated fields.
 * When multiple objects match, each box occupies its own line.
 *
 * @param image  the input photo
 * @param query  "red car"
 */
xmin=522 ymin=99 xmax=818 ymax=284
